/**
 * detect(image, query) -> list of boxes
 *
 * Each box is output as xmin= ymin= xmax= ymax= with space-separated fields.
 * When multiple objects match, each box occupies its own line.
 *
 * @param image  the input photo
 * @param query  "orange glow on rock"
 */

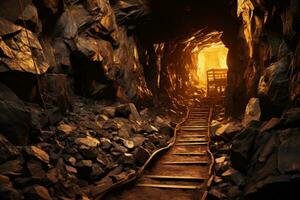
xmin=196 ymin=42 xmax=228 ymax=87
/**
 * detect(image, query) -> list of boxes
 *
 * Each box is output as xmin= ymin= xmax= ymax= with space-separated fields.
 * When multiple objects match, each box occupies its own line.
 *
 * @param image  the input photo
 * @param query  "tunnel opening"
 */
xmin=193 ymin=39 xmax=229 ymax=96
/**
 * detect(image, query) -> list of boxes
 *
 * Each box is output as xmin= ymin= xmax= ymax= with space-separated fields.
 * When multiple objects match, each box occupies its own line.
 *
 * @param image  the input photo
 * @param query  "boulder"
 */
xmin=25 ymin=146 xmax=50 ymax=164
xmin=0 ymin=18 xmax=49 ymax=74
xmin=101 ymin=106 xmax=116 ymax=118
xmin=100 ymin=138 xmax=112 ymax=150
xmin=23 ymin=185 xmax=52 ymax=200
xmin=282 ymin=108 xmax=300 ymax=127
xmin=76 ymin=160 xmax=93 ymax=179
xmin=75 ymin=136 xmax=100 ymax=148
xmin=57 ymin=123 xmax=76 ymax=134
xmin=258 ymin=56 xmax=290 ymax=118
xmin=0 ymin=134 xmax=19 ymax=163
xmin=0 ymin=184 xmax=21 ymax=200
xmin=222 ymin=168 xmax=245 ymax=187
xmin=89 ymin=176 xmax=113 ymax=197
xmin=231 ymin=121 xmax=261 ymax=172
xmin=243 ymin=98 xmax=261 ymax=126
xmin=0 ymin=159 xmax=23 ymax=175
xmin=0 ymin=82 xmax=31 ymax=145
xmin=214 ymin=120 xmax=243 ymax=141
xmin=260 ymin=117 xmax=281 ymax=133
xmin=134 ymin=147 xmax=150 ymax=165
xmin=16 ymin=3 xmax=41 ymax=33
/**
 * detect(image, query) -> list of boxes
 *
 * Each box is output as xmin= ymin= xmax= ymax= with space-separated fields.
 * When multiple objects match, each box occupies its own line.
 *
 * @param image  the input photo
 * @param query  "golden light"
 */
xmin=196 ymin=42 xmax=228 ymax=88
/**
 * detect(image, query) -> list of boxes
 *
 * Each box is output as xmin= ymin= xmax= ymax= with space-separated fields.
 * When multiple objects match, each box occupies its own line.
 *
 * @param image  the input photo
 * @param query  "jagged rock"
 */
xmin=65 ymin=165 xmax=77 ymax=174
xmin=120 ymin=153 xmax=135 ymax=165
xmin=27 ymin=160 xmax=47 ymax=180
xmin=258 ymin=56 xmax=290 ymax=118
xmin=231 ymin=121 xmax=261 ymax=172
xmin=75 ymin=136 xmax=100 ymax=148
xmin=115 ymin=104 xmax=132 ymax=118
xmin=90 ymin=163 xmax=105 ymax=180
xmin=260 ymin=117 xmax=281 ymax=133
xmin=214 ymin=120 xmax=243 ymax=141
xmin=25 ymin=103 xmax=48 ymax=132
xmin=0 ymin=175 xmax=11 ymax=186
xmin=100 ymin=138 xmax=112 ymax=150
xmin=46 ymin=168 xmax=59 ymax=184
xmin=207 ymin=188 xmax=227 ymax=200
xmin=122 ymin=139 xmax=134 ymax=149
xmin=118 ymin=126 xmax=131 ymax=139
xmin=159 ymin=125 xmax=173 ymax=137
xmin=26 ymin=146 xmax=50 ymax=164
xmin=134 ymin=147 xmax=150 ymax=165
xmin=128 ymin=103 xmax=142 ymax=122
xmin=57 ymin=123 xmax=76 ymax=134
xmin=0 ymin=82 xmax=31 ymax=145
xmin=139 ymin=108 xmax=150 ymax=119
xmin=0 ymin=184 xmax=21 ymax=200
xmin=102 ymin=119 xmax=119 ymax=131
xmin=243 ymin=98 xmax=261 ymax=126
xmin=227 ymin=186 xmax=242 ymax=199
xmin=79 ymin=147 xmax=98 ymax=160
xmin=0 ymin=159 xmax=23 ymax=175
xmin=278 ymin=129 xmax=300 ymax=174
xmin=222 ymin=168 xmax=245 ymax=187
xmin=101 ymin=106 xmax=116 ymax=118
xmin=76 ymin=160 xmax=93 ymax=179
xmin=114 ymin=103 xmax=142 ymax=121
xmin=111 ymin=142 xmax=128 ymax=154
xmin=23 ymin=185 xmax=52 ymax=200
xmin=16 ymin=3 xmax=41 ymax=33
xmin=0 ymin=134 xmax=19 ymax=163
xmin=89 ymin=176 xmax=113 ymax=197
xmin=71 ymin=36 xmax=116 ymax=98
xmin=137 ymin=123 xmax=159 ymax=134
xmin=0 ymin=18 xmax=49 ymax=74
xmin=66 ymin=156 xmax=76 ymax=166
xmin=282 ymin=108 xmax=300 ymax=127
xmin=215 ymin=156 xmax=226 ymax=164
xmin=132 ymin=135 xmax=145 ymax=147
xmin=211 ymin=120 xmax=222 ymax=136
xmin=213 ymin=176 xmax=223 ymax=184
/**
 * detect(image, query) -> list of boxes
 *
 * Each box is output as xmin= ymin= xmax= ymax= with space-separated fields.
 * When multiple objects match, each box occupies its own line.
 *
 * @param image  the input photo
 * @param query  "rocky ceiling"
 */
xmin=113 ymin=0 xmax=238 ymax=43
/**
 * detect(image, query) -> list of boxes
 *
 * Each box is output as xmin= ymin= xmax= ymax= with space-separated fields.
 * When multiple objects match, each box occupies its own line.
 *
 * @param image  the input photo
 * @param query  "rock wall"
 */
xmin=0 ymin=0 xmax=151 ymax=102
xmin=233 ymin=0 xmax=300 ymax=119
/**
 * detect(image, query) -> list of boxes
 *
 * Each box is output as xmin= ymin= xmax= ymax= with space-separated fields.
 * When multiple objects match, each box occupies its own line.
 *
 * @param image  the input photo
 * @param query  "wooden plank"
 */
xmin=178 ymin=134 xmax=207 ymax=137
xmin=172 ymin=152 xmax=207 ymax=156
xmin=177 ymin=139 xmax=208 ymax=142
xmin=144 ymin=175 xmax=207 ymax=180
xmin=162 ymin=161 xmax=209 ymax=165
xmin=136 ymin=183 xmax=201 ymax=190
xmin=175 ymin=142 xmax=208 ymax=146
xmin=181 ymin=128 xmax=208 ymax=131
xmin=181 ymin=126 xmax=208 ymax=128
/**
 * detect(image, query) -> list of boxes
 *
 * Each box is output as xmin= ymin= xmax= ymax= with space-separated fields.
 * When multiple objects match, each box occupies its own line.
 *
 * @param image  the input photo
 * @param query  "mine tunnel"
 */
xmin=0 ymin=0 xmax=299 ymax=200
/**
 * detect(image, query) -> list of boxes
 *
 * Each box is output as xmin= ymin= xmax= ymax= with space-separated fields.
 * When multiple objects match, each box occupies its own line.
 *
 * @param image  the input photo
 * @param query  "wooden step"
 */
xmin=172 ymin=152 xmax=207 ymax=156
xmin=175 ymin=142 xmax=208 ymax=146
xmin=178 ymin=134 xmax=206 ymax=137
xmin=136 ymin=183 xmax=201 ymax=189
xmin=144 ymin=175 xmax=207 ymax=180
xmin=162 ymin=161 xmax=209 ymax=165
xmin=177 ymin=139 xmax=208 ymax=142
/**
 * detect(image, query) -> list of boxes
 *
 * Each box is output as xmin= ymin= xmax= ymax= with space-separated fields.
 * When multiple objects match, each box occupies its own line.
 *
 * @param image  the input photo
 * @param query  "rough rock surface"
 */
xmin=0 ymin=82 xmax=31 ymax=145
xmin=0 ymin=94 xmax=176 ymax=199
